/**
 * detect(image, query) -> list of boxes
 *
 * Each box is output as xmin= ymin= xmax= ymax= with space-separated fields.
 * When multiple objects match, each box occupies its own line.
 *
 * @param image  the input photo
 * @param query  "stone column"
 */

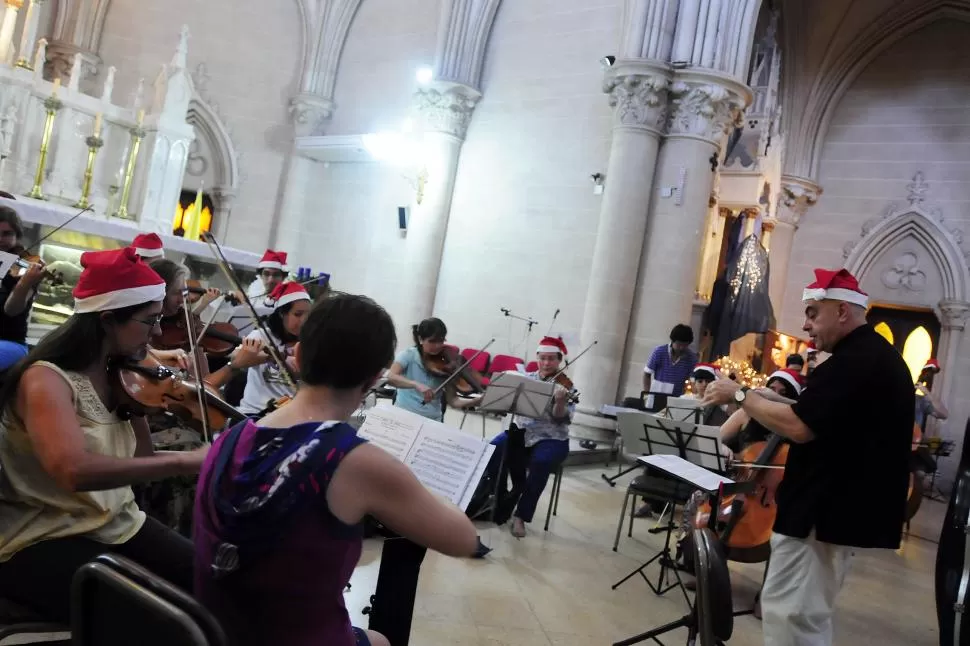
xmin=573 ymin=61 xmax=671 ymax=410
xmin=209 ymin=186 xmax=237 ymax=244
xmin=938 ymin=300 xmax=969 ymax=441
xmin=46 ymin=0 xmax=111 ymax=86
xmin=621 ymin=70 xmax=749 ymax=396
xmin=0 ymin=1 xmax=21 ymax=64
xmin=399 ymin=81 xmax=479 ymax=326
xmin=767 ymin=176 xmax=821 ymax=312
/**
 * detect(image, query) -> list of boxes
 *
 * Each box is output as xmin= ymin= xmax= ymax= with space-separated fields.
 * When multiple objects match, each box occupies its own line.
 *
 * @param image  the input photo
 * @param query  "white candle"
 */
xmin=93 ymin=112 xmax=102 ymax=137
xmin=136 ymin=109 xmax=144 ymax=126
xmin=51 ymin=76 xmax=60 ymax=98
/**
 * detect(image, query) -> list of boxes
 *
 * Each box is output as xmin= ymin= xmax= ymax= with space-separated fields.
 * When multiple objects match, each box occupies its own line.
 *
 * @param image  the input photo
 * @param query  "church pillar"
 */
xmin=0 ymin=1 xmax=21 ymax=65
xmin=768 ymin=176 xmax=821 ymax=312
xmin=13 ymin=0 xmax=42 ymax=69
xmin=45 ymin=0 xmax=110 ymax=85
xmin=574 ymin=61 xmax=670 ymax=410
xmin=621 ymin=70 xmax=749 ymax=395
xmin=401 ymin=81 xmax=479 ymax=325
xmin=938 ymin=300 xmax=969 ymax=438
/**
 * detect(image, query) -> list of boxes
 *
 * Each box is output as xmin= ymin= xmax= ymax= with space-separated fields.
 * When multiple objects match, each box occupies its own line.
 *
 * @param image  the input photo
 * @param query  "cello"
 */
xmin=693 ymin=432 xmax=788 ymax=560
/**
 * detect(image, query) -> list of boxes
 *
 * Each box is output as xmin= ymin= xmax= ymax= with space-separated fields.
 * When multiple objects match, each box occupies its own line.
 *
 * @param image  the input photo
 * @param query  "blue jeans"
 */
xmin=490 ymin=432 xmax=569 ymax=523
xmin=0 ymin=340 xmax=27 ymax=371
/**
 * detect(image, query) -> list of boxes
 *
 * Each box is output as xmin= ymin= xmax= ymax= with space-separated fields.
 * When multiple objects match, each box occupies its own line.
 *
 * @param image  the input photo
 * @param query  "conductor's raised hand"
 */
xmin=701 ymin=376 xmax=741 ymax=407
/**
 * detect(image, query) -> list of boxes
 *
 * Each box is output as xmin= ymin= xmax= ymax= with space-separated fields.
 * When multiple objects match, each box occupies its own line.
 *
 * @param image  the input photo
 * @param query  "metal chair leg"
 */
xmin=544 ymin=466 xmax=564 ymax=532
xmin=613 ymin=489 xmax=631 ymax=551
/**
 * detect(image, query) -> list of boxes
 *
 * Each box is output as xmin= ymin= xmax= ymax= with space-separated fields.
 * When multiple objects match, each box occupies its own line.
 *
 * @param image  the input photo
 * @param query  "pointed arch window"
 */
xmin=172 ymin=189 xmax=214 ymax=239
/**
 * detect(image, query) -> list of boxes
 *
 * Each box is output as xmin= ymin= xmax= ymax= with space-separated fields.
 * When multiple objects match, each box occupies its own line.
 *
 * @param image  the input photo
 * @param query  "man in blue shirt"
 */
xmin=642 ymin=324 xmax=698 ymax=397
xmin=915 ymin=358 xmax=948 ymax=432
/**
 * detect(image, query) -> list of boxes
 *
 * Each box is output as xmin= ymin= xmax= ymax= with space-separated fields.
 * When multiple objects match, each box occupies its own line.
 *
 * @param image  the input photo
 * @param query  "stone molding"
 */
xmin=775 ymin=175 xmax=822 ymax=228
xmin=940 ymin=300 xmax=970 ymax=330
xmin=604 ymin=72 xmax=670 ymax=133
xmin=413 ymin=81 xmax=481 ymax=140
xmin=288 ymin=92 xmax=336 ymax=138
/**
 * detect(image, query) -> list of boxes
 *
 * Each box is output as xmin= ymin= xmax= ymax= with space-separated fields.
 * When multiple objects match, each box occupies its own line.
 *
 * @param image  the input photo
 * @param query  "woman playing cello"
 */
xmin=0 ymin=248 xmax=204 ymax=622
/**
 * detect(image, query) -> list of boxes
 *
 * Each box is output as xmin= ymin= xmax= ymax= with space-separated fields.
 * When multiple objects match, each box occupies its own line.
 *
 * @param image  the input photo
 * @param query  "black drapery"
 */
xmin=704 ymin=214 xmax=746 ymax=339
xmin=709 ymin=233 xmax=776 ymax=359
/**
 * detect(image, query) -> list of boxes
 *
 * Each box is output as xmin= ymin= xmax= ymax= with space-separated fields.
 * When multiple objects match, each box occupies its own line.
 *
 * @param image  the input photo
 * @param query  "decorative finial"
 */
xmin=907 ymin=171 xmax=928 ymax=205
xmin=172 ymin=24 xmax=189 ymax=70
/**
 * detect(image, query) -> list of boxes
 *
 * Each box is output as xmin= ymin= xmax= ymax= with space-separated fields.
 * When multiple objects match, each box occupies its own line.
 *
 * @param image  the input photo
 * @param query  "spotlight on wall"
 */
xmin=599 ymin=55 xmax=616 ymax=69
xmin=416 ymin=66 xmax=434 ymax=85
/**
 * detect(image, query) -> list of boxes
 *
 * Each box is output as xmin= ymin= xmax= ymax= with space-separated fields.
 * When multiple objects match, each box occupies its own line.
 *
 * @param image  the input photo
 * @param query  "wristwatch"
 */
xmin=734 ymin=386 xmax=750 ymax=404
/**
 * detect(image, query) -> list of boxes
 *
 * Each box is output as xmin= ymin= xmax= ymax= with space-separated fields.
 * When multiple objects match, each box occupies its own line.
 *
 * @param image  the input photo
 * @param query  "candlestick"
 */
xmin=73 ymin=134 xmax=103 ymax=209
xmin=112 ymin=123 xmax=146 ymax=220
xmin=26 ymin=94 xmax=62 ymax=200
xmin=13 ymin=0 xmax=34 ymax=69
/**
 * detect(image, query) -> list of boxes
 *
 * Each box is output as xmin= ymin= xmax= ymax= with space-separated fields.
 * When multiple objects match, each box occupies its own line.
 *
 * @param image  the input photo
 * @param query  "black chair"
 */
xmin=0 ymin=598 xmax=69 ymax=643
xmin=613 ymin=527 xmax=733 ymax=646
xmin=71 ymin=554 xmax=227 ymax=646
xmin=543 ymin=463 xmax=564 ymax=531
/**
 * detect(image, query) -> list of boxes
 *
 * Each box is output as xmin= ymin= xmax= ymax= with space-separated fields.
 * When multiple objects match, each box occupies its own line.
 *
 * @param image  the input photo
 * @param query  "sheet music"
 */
xmin=0 ymin=250 xmax=17 ymax=280
xmin=638 ymin=454 xmax=734 ymax=492
xmin=356 ymin=406 xmax=422 ymax=462
xmin=356 ymin=406 xmax=492 ymax=509
xmin=599 ymin=404 xmax=642 ymax=418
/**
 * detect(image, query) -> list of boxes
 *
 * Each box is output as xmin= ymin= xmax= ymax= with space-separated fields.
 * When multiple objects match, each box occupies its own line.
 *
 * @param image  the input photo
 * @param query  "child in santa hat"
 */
xmin=0 ymin=248 xmax=202 ymax=622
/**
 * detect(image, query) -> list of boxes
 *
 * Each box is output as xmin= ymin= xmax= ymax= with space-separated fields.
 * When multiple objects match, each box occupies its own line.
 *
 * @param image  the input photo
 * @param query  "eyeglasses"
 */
xmin=131 ymin=314 xmax=163 ymax=329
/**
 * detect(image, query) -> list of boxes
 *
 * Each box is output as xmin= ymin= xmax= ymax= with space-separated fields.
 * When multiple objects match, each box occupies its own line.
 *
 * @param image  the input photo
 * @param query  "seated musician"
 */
xmin=237 ymin=281 xmax=309 ymax=416
xmin=246 ymin=249 xmax=288 ymax=300
xmin=147 ymin=258 xmax=267 ymax=390
xmin=0 ymin=248 xmax=204 ymax=622
xmin=719 ymin=368 xmax=803 ymax=454
xmin=0 ymin=205 xmax=43 ymax=372
xmin=194 ymin=294 xmax=479 ymax=646
xmin=683 ymin=363 xmax=730 ymax=426
xmin=486 ymin=336 xmax=573 ymax=539
xmin=385 ymin=317 xmax=482 ymax=422
xmin=131 ymin=232 xmax=165 ymax=260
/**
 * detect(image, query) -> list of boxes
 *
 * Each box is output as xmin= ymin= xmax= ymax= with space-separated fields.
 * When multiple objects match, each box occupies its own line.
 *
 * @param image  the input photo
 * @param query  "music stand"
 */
xmin=613 ymin=456 xmax=754 ymax=646
xmin=469 ymin=372 xmax=554 ymax=523
xmin=600 ymin=405 xmax=651 ymax=487
xmin=611 ymin=418 xmax=729 ymax=602
xmin=665 ymin=397 xmax=703 ymax=423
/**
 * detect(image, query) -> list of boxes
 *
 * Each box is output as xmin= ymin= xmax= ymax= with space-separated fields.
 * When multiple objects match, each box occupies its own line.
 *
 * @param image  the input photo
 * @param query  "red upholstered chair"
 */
xmin=525 ymin=361 xmax=538 ymax=373
xmin=460 ymin=348 xmax=491 ymax=374
xmin=488 ymin=354 xmax=524 ymax=375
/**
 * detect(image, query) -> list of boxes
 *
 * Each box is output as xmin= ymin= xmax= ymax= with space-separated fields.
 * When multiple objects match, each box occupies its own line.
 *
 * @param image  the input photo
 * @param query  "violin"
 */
xmin=155 ymin=309 xmax=247 ymax=357
xmin=9 ymin=249 xmax=63 ymax=285
xmin=422 ymin=346 xmax=486 ymax=396
xmin=694 ymin=433 xmax=789 ymax=554
xmin=111 ymin=354 xmax=246 ymax=436
xmin=185 ymin=279 xmax=240 ymax=306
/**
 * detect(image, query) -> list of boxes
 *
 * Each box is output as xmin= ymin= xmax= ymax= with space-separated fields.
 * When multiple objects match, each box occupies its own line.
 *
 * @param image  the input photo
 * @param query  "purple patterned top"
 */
xmin=194 ymin=419 xmax=366 ymax=646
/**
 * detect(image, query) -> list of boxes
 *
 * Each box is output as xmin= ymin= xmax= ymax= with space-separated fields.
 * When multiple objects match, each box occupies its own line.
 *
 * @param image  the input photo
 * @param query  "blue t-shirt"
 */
xmin=393 ymin=346 xmax=446 ymax=421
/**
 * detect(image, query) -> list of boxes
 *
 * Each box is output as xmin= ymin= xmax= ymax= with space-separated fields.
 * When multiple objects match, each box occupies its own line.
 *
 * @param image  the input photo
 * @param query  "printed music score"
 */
xmin=357 ymin=406 xmax=494 ymax=510
xmin=0 ymin=250 xmax=17 ymax=279
xmin=637 ymin=454 xmax=734 ymax=492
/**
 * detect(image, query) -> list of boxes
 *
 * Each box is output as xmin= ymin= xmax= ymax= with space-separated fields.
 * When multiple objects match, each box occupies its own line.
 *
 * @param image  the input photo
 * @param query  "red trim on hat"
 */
xmin=536 ymin=336 xmax=567 ymax=356
xmin=692 ymin=363 xmax=717 ymax=379
xmin=131 ymin=233 xmax=164 ymax=258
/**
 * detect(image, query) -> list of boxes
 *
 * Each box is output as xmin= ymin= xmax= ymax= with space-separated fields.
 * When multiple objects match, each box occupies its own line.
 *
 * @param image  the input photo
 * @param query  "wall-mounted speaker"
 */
xmin=398 ymin=206 xmax=409 ymax=236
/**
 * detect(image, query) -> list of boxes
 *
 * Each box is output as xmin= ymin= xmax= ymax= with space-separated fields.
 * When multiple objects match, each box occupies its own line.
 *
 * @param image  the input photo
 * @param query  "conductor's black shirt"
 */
xmin=776 ymin=324 xmax=914 ymax=548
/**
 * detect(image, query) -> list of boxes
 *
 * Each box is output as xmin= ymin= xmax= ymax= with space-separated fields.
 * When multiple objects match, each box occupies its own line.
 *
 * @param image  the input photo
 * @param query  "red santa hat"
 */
xmin=131 ymin=232 xmax=164 ymax=258
xmin=268 ymin=281 xmax=310 ymax=310
xmin=923 ymin=358 xmax=941 ymax=373
xmin=73 ymin=247 xmax=166 ymax=314
xmin=802 ymin=268 xmax=868 ymax=308
xmin=767 ymin=368 xmax=804 ymax=395
xmin=536 ymin=336 xmax=567 ymax=356
xmin=258 ymin=249 xmax=288 ymax=271
xmin=692 ymin=363 xmax=718 ymax=380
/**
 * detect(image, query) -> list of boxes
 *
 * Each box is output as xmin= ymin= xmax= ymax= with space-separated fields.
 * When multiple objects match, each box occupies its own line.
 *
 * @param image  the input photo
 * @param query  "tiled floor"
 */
xmin=345 ymin=456 xmax=943 ymax=646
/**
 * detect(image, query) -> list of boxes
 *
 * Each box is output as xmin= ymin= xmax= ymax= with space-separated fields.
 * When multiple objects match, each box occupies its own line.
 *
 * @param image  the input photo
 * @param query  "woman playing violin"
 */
xmin=0 ymin=248 xmax=204 ymax=622
xmin=385 ymin=317 xmax=481 ymax=422
xmin=237 ymin=281 xmax=308 ymax=416
xmin=0 ymin=205 xmax=44 ymax=371
xmin=486 ymin=336 xmax=573 ymax=538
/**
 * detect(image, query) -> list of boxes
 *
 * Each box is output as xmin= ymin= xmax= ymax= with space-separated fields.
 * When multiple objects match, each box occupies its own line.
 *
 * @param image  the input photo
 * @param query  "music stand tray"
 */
xmin=469 ymin=372 xmax=554 ymax=523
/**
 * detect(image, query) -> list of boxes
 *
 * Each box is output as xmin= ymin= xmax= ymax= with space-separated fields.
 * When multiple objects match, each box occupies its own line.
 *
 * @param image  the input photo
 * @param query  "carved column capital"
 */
xmin=603 ymin=64 xmax=671 ymax=133
xmin=666 ymin=70 xmax=750 ymax=144
xmin=413 ymin=81 xmax=481 ymax=140
xmin=940 ymin=300 xmax=970 ymax=330
xmin=288 ymin=93 xmax=335 ymax=137
xmin=776 ymin=175 xmax=823 ymax=228
xmin=45 ymin=44 xmax=100 ymax=82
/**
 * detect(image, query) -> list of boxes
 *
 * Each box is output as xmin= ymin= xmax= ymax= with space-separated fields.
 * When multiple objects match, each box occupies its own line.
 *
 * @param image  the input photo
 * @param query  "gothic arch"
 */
xmin=844 ymin=204 xmax=969 ymax=305
xmin=785 ymin=2 xmax=970 ymax=180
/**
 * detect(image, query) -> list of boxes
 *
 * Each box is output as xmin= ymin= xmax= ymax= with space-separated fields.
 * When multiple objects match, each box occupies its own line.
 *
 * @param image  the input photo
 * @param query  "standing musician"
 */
xmin=915 ymin=358 xmax=948 ymax=434
xmin=246 ymin=249 xmax=288 ymax=301
xmin=385 ymin=317 xmax=482 ymax=422
xmin=237 ymin=281 xmax=308 ymax=416
xmin=194 ymin=294 xmax=479 ymax=646
xmin=0 ymin=248 xmax=204 ymax=622
xmin=486 ymin=336 xmax=573 ymax=538
xmin=0 ymin=205 xmax=43 ymax=371
xmin=702 ymin=268 xmax=914 ymax=646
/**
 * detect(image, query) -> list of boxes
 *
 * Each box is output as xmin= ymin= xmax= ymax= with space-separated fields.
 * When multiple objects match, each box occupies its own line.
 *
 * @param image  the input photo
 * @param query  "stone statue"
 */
xmin=101 ymin=66 xmax=116 ymax=103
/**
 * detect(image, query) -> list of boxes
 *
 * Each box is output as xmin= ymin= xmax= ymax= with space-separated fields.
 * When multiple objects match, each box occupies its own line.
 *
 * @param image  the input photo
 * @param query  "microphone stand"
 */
xmin=500 ymin=308 xmax=538 ymax=357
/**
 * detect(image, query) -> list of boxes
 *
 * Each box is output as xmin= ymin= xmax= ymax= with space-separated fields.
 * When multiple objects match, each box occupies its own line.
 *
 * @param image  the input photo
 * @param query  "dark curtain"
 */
xmin=703 ymin=214 xmax=746 ymax=338
xmin=710 ymin=234 xmax=776 ymax=358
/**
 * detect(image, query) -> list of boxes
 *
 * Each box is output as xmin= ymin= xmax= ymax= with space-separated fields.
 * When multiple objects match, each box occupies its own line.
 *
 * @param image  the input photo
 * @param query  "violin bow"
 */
xmin=199 ymin=232 xmax=299 ymax=392
xmin=429 ymin=338 xmax=496 ymax=399
xmin=22 ymin=204 xmax=93 ymax=254
xmin=546 ymin=339 xmax=598 ymax=383
xmin=179 ymin=289 xmax=213 ymax=443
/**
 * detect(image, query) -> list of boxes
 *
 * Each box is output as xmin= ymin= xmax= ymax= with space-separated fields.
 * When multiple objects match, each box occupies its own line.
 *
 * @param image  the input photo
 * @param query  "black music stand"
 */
xmin=610 ymin=419 xmax=728 ymax=603
xmin=613 ymin=456 xmax=753 ymax=646
xmin=468 ymin=372 xmax=553 ymax=523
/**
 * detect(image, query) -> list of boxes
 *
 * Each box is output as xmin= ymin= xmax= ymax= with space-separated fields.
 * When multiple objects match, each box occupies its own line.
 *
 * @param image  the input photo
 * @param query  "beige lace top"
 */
xmin=0 ymin=361 xmax=145 ymax=561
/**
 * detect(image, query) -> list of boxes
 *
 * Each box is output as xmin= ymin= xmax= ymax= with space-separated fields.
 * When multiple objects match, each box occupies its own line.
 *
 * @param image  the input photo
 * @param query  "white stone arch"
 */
xmin=843 ymin=192 xmax=970 ymax=448
xmin=184 ymin=67 xmax=241 ymax=242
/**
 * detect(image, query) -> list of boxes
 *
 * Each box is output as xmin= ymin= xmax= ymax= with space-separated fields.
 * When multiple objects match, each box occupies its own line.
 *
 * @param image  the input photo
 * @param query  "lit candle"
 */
xmin=136 ymin=109 xmax=144 ymax=126
xmin=51 ymin=77 xmax=60 ymax=98
xmin=93 ymin=112 xmax=102 ymax=137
